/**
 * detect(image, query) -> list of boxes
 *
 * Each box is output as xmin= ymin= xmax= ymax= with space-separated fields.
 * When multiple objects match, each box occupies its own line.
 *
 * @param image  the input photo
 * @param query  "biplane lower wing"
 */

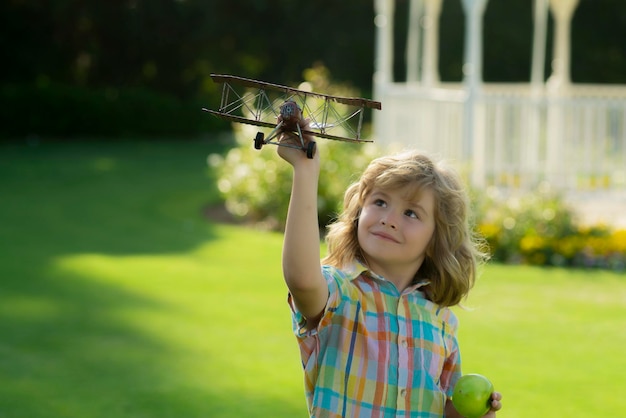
xmin=203 ymin=108 xmax=373 ymax=143
xmin=203 ymin=109 xmax=275 ymax=129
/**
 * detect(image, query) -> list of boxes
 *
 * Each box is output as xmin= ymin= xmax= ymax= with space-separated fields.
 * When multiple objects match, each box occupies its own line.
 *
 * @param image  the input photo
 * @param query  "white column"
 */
xmin=461 ymin=0 xmax=488 ymax=89
xmin=374 ymin=0 xmax=395 ymax=90
xmin=547 ymin=0 xmax=580 ymax=90
xmin=545 ymin=0 xmax=579 ymax=188
xmin=461 ymin=0 xmax=489 ymax=187
xmin=528 ymin=0 xmax=549 ymax=187
xmin=374 ymin=0 xmax=394 ymax=83
xmin=373 ymin=0 xmax=395 ymax=143
xmin=406 ymin=0 xmax=424 ymax=83
xmin=422 ymin=0 xmax=443 ymax=87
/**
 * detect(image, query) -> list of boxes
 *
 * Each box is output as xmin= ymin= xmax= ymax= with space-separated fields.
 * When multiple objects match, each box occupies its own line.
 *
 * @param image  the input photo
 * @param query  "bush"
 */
xmin=475 ymin=185 xmax=626 ymax=270
xmin=210 ymin=121 xmax=379 ymax=230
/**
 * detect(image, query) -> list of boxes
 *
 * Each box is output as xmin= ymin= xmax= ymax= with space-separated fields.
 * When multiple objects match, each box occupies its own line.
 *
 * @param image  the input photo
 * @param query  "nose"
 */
xmin=380 ymin=215 xmax=397 ymax=229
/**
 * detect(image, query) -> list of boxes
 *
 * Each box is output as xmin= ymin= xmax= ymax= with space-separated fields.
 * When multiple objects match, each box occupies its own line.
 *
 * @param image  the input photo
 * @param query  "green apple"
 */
xmin=452 ymin=373 xmax=494 ymax=418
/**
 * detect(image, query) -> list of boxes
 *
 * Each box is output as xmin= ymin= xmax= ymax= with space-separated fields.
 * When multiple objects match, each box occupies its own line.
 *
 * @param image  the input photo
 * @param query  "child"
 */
xmin=277 ymin=121 xmax=502 ymax=418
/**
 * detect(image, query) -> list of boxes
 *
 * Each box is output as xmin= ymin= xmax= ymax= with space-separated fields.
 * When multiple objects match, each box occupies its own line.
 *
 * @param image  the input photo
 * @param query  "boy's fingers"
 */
xmin=488 ymin=392 xmax=502 ymax=412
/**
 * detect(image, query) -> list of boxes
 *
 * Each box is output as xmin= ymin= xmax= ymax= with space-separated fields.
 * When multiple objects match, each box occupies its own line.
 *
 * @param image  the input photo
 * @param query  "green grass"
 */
xmin=455 ymin=265 xmax=626 ymax=418
xmin=1 ymin=138 xmax=625 ymax=418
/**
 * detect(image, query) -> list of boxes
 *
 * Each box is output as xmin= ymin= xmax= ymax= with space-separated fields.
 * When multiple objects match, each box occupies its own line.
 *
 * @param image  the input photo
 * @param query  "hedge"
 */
xmin=0 ymin=82 xmax=227 ymax=139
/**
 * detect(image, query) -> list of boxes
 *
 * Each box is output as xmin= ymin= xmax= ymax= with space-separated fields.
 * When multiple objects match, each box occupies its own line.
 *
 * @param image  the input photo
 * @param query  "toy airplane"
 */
xmin=202 ymin=74 xmax=381 ymax=158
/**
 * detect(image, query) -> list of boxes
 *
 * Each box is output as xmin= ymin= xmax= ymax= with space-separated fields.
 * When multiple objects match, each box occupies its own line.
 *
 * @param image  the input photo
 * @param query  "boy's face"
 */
xmin=357 ymin=186 xmax=436 ymax=281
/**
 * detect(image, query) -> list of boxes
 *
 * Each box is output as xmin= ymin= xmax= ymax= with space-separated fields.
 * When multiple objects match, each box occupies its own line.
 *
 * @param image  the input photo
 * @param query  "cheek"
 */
xmin=417 ymin=228 xmax=436 ymax=253
xmin=357 ymin=207 xmax=374 ymax=229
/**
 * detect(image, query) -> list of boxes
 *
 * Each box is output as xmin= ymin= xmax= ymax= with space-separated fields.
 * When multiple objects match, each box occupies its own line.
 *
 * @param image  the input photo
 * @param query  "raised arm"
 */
xmin=277 ymin=122 xmax=329 ymax=322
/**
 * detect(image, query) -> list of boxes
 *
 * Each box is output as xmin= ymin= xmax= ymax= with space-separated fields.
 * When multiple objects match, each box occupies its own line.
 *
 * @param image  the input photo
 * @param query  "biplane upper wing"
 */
xmin=210 ymin=74 xmax=382 ymax=110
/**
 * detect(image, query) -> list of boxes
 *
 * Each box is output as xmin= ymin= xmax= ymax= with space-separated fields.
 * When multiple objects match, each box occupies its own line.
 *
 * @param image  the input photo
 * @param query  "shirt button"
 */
xmin=401 ymin=339 xmax=408 ymax=348
xmin=400 ymin=389 xmax=407 ymax=398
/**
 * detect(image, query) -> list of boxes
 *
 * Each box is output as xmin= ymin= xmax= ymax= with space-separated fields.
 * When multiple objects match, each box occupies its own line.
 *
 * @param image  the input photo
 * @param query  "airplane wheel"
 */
xmin=254 ymin=132 xmax=264 ymax=150
xmin=306 ymin=141 xmax=316 ymax=159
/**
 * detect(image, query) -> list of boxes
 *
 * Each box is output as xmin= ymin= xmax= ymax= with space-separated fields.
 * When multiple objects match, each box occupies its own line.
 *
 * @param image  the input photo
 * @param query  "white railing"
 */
xmin=374 ymin=83 xmax=626 ymax=194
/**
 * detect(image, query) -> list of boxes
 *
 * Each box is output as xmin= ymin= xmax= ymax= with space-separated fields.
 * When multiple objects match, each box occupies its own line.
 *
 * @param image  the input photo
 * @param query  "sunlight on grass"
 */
xmin=50 ymin=224 xmax=307 ymax=418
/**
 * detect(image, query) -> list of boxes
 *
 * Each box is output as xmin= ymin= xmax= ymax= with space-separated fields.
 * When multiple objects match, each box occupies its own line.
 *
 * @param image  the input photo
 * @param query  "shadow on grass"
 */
xmin=0 ymin=138 xmax=305 ymax=417
xmin=0 ymin=138 xmax=229 ymax=254
xmin=0 ymin=262 xmax=304 ymax=418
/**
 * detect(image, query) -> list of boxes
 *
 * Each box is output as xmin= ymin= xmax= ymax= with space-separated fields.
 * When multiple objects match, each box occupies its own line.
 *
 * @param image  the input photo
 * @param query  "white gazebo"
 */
xmin=372 ymin=0 xmax=626 ymax=224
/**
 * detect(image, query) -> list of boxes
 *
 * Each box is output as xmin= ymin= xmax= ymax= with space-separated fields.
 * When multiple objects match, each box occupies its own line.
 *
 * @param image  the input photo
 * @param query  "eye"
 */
xmin=374 ymin=198 xmax=387 ymax=207
xmin=404 ymin=209 xmax=418 ymax=219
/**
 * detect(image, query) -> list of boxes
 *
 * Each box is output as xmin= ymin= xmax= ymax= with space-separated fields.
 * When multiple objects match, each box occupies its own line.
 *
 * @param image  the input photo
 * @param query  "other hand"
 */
xmin=482 ymin=392 xmax=503 ymax=417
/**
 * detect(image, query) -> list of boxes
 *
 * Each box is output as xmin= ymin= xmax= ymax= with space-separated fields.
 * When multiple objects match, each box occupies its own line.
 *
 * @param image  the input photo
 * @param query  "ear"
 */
xmin=353 ymin=208 xmax=362 ymax=227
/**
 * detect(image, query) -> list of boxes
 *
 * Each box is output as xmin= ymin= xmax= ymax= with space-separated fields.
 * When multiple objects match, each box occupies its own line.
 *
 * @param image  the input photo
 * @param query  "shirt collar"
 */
xmin=344 ymin=261 xmax=430 ymax=291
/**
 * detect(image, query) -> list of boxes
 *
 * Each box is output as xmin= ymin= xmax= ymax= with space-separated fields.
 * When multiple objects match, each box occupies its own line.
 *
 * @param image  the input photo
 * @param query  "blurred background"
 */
xmin=1 ymin=1 xmax=625 ymax=417
xmin=2 ymin=0 xmax=625 ymax=140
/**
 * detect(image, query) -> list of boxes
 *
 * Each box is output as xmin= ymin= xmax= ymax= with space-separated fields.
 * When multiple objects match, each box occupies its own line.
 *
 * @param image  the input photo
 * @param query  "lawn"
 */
xmin=0 ymin=138 xmax=625 ymax=418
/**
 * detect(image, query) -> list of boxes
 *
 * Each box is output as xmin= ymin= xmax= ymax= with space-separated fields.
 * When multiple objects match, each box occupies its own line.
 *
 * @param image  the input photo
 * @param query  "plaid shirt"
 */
xmin=289 ymin=264 xmax=462 ymax=418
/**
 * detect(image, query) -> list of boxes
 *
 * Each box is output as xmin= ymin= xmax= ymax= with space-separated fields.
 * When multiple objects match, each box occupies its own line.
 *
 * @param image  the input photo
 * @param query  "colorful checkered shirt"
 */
xmin=289 ymin=263 xmax=462 ymax=418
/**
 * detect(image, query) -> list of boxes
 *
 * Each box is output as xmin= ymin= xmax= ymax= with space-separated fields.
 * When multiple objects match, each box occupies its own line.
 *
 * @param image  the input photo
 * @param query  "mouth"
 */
xmin=372 ymin=231 xmax=399 ymax=243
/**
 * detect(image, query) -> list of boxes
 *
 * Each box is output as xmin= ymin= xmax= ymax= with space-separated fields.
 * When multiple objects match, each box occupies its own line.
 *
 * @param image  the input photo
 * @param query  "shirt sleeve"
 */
xmin=287 ymin=264 xmax=346 ymax=338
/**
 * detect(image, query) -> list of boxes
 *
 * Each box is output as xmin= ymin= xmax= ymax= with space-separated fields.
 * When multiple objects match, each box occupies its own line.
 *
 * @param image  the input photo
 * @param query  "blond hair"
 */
xmin=322 ymin=150 xmax=487 ymax=307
